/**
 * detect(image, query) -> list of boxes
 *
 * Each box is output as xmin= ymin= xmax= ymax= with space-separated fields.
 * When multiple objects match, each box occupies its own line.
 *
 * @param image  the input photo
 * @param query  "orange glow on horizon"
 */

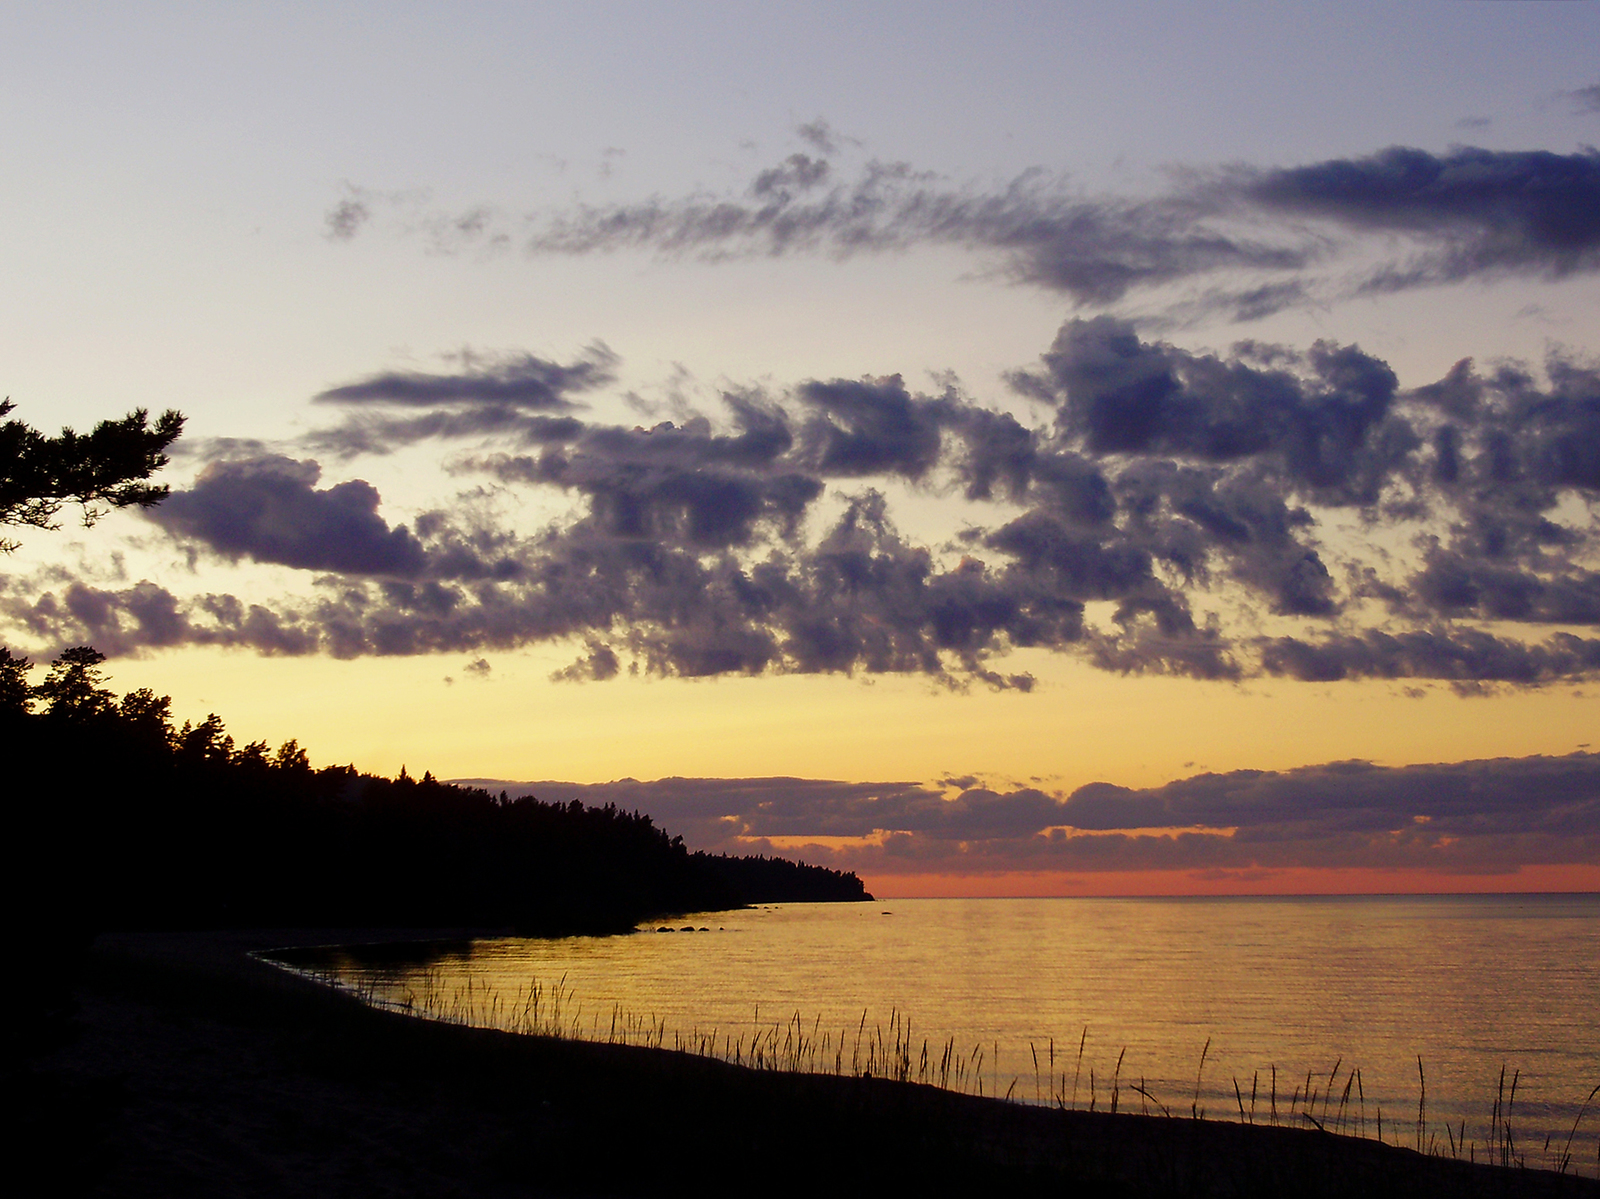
xmin=863 ymin=863 xmax=1600 ymax=899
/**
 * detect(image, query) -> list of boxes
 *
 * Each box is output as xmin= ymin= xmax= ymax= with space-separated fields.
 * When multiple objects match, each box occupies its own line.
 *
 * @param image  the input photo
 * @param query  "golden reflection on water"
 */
xmin=283 ymin=895 xmax=1600 ymax=1173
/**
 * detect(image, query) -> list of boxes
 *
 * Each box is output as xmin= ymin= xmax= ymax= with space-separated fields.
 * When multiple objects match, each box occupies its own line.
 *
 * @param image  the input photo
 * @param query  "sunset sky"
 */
xmin=5 ymin=2 xmax=1600 ymax=895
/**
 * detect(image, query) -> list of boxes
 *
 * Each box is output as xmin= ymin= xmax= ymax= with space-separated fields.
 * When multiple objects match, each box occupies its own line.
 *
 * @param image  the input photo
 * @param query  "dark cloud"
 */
xmin=752 ymin=153 xmax=831 ymax=198
xmin=449 ymin=774 xmax=1091 ymax=853
xmin=470 ymin=776 xmax=939 ymax=845
xmin=10 ymin=319 xmax=1600 ymax=690
xmin=16 ymin=473 xmax=1081 ymax=684
xmin=308 ymin=411 xmax=587 ymax=459
xmin=985 ymin=510 xmax=1162 ymax=603
xmin=336 ymin=139 xmax=1600 ymax=317
xmin=521 ymin=156 xmax=1305 ymax=307
xmin=491 ymin=451 xmax=822 ymax=549
xmin=1030 ymin=317 xmax=1406 ymax=505
xmin=459 ymin=398 xmax=816 ymax=549
xmin=1259 ymin=628 xmax=1600 ymax=690
xmin=1002 ymin=319 xmax=1425 ymax=628
xmin=551 ymin=640 xmax=620 ymax=683
xmin=796 ymin=375 xmax=944 ymax=478
xmin=1179 ymin=279 xmax=1313 ymax=323
xmin=1241 ymin=146 xmax=1600 ymax=287
xmin=1568 ymin=84 xmax=1600 ymax=115
xmin=151 ymin=456 xmax=429 ymax=576
xmin=453 ymin=751 xmax=1600 ymax=879
xmin=324 ymin=197 xmax=370 ymax=241
xmin=145 ymin=453 xmax=535 ymax=590
xmin=304 ymin=345 xmax=616 ymax=458
xmin=795 ymin=118 xmax=843 ymax=156
xmin=1015 ymin=754 xmax=1600 ymax=874
xmin=1411 ymin=553 xmax=1600 ymax=625
xmin=0 ymin=576 xmax=320 ymax=659
xmin=931 ymin=403 xmax=1040 ymax=503
xmin=1007 ymin=323 xmax=1600 ymax=664
xmin=314 ymin=345 xmax=617 ymax=410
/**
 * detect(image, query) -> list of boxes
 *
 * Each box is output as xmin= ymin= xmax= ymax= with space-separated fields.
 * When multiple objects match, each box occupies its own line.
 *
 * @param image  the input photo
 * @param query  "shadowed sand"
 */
xmin=22 ymin=929 xmax=1600 ymax=1198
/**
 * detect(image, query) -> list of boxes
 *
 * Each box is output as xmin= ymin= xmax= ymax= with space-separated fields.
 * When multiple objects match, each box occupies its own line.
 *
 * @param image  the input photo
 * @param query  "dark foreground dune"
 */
xmin=19 ymin=929 xmax=1599 ymax=1199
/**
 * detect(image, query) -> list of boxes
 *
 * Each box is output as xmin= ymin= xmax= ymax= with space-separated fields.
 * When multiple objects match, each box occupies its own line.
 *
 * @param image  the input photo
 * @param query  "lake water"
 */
xmin=270 ymin=894 xmax=1600 ymax=1176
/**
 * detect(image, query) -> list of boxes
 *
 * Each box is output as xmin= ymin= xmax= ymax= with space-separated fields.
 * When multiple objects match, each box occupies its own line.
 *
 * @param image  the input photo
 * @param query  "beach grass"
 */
xmin=250 ymin=934 xmax=1600 ymax=1194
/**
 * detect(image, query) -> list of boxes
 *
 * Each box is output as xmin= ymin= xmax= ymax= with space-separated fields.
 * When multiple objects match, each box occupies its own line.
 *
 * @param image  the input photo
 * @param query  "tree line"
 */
xmin=4 ymin=645 xmax=869 ymax=945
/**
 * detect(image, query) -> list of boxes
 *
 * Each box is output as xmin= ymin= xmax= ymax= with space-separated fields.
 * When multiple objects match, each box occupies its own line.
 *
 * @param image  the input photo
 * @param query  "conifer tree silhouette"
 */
xmin=0 ymin=397 xmax=184 ymax=551
xmin=34 ymin=646 xmax=116 ymax=720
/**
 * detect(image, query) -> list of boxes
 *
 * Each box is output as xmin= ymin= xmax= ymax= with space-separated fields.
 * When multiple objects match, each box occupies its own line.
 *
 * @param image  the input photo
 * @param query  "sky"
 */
xmin=4 ymin=1 xmax=1600 ymax=896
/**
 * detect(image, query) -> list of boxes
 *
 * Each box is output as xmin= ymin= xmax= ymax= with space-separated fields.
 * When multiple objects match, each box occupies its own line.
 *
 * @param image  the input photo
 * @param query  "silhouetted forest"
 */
xmin=4 ymin=646 xmax=870 ymax=946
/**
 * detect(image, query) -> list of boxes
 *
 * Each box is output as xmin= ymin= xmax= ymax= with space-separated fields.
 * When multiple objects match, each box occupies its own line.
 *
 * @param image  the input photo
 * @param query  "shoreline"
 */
xmin=25 ymin=928 xmax=1600 ymax=1198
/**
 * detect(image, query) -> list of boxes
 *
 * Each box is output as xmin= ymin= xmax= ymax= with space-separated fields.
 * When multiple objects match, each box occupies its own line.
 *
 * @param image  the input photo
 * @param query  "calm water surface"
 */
xmin=275 ymin=894 xmax=1600 ymax=1172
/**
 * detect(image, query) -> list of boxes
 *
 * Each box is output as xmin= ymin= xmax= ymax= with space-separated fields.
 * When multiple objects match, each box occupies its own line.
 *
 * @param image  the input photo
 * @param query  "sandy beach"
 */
xmin=16 ymin=928 xmax=1598 ymax=1198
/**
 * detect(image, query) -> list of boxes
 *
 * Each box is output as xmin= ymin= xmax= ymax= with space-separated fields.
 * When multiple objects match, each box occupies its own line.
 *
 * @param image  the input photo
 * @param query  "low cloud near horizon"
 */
xmin=453 ymin=750 xmax=1600 ymax=884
